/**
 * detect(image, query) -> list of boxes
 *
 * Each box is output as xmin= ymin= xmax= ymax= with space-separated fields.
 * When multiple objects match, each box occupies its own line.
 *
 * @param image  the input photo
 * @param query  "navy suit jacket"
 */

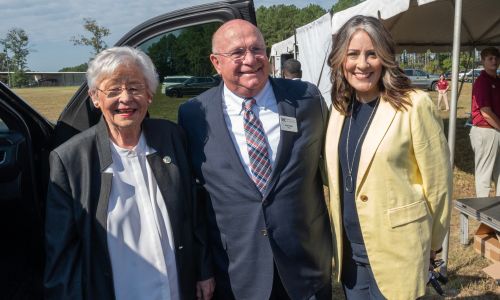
xmin=178 ymin=78 xmax=333 ymax=300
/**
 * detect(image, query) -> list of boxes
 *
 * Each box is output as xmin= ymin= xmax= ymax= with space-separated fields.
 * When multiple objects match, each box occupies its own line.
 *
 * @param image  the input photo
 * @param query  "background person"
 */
xmin=324 ymin=15 xmax=451 ymax=299
xmin=469 ymin=47 xmax=500 ymax=197
xmin=436 ymin=73 xmax=450 ymax=111
xmin=178 ymin=19 xmax=332 ymax=300
xmin=282 ymin=58 xmax=302 ymax=80
xmin=44 ymin=46 xmax=213 ymax=300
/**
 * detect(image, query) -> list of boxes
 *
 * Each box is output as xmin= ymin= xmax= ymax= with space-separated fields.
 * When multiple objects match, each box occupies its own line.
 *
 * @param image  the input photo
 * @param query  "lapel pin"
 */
xmin=163 ymin=156 xmax=172 ymax=164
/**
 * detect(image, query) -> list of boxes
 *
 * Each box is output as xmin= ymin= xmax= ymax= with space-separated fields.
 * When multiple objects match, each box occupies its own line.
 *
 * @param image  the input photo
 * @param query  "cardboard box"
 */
xmin=482 ymin=263 xmax=500 ymax=283
xmin=473 ymin=224 xmax=500 ymax=263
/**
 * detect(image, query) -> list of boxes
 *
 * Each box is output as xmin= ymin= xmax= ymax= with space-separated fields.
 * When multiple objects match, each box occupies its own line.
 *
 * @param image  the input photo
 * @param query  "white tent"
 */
xmin=332 ymin=0 xmax=500 ymax=52
xmin=295 ymin=13 xmax=333 ymax=102
xmin=269 ymin=35 xmax=296 ymax=77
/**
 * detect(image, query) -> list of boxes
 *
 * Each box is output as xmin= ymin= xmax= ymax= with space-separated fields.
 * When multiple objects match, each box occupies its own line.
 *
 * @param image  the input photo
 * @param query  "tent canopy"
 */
xmin=269 ymin=35 xmax=295 ymax=57
xmin=331 ymin=0 xmax=500 ymax=52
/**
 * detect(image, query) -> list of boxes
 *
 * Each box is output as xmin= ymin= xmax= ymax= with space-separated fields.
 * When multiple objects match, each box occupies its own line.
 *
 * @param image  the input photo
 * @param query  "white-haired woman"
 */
xmin=324 ymin=16 xmax=451 ymax=299
xmin=44 ymin=46 xmax=214 ymax=300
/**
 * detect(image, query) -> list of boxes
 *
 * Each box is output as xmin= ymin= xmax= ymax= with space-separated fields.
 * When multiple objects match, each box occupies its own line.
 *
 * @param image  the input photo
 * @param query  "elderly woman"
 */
xmin=44 ymin=46 xmax=213 ymax=300
xmin=324 ymin=16 xmax=451 ymax=299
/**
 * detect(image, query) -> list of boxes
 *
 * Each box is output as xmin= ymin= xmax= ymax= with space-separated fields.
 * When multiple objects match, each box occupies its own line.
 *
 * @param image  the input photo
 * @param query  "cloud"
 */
xmin=0 ymin=0 xmax=334 ymax=70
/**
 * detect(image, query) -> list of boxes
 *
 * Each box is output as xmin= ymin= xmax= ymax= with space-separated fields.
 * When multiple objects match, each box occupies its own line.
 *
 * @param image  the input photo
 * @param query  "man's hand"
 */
xmin=196 ymin=278 xmax=215 ymax=300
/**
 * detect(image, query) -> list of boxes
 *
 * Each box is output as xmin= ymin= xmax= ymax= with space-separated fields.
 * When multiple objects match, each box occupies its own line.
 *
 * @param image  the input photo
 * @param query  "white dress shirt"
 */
xmin=105 ymin=133 xmax=179 ymax=300
xmin=222 ymin=81 xmax=280 ymax=180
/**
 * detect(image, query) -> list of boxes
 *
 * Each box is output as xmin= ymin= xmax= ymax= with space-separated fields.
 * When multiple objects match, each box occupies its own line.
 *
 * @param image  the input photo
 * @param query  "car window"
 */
xmin=0 ymin=117 xmax=8 ymax=132
xmin=137 ymin=22 xmax=221 ymax=120
xmin=404 ymin=70 xmax=413 ymax=76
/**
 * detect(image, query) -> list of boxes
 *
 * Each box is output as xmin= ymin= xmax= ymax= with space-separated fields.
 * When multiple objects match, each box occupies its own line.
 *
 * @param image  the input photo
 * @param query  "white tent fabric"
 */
xmin=269 ymin=35 xmax=295 ymax=57
xmin=383 ymin=0 xmax=500 ymax=51
xmin=331 ymin=0 xmax=410 ymax=34
xmin=295 ymin=13 xmax=333 ymax=104
xmin=269 ymin=35 xmax=295 ymax=78
xmin=331 ymin=0 xmax=500 ymax=51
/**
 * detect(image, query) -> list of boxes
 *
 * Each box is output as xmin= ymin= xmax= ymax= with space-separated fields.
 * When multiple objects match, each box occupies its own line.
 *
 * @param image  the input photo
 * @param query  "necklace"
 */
xmin=344 ymin=97 xmax=380 ymax=193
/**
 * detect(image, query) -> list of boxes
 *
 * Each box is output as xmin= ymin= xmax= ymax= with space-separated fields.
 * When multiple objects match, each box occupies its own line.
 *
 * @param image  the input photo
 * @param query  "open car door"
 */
xmin=0 ymin=82 xmax=52 ymax=299
xmin=53 ymin=0 xmax=256 ymax=146
xmin=0 ymin=0 xmax=255 ymax=298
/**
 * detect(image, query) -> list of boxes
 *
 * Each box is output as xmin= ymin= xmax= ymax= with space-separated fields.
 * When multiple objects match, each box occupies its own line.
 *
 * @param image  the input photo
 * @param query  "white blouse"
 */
xmin=105 ymin=133 xmax=179 ymax=300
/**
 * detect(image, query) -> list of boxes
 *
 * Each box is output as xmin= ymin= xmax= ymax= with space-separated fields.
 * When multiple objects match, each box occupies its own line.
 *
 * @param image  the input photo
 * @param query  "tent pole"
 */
xmin=442 ymin=0 xmax=463 ymax=277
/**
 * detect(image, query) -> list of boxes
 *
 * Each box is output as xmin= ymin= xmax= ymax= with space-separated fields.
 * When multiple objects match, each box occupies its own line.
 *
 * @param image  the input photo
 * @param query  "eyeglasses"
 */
xmin=96 ymin=84 xmax=147 ymax=99
xmin=213 ymin=47 xmax=266 ymax=63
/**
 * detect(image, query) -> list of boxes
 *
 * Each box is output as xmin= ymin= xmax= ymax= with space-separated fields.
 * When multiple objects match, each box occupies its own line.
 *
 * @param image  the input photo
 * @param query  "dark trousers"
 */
xmin=269 ymin=264 xmax=332 ymax=300
xmin=341 ymin=256 xmax=385 ymax=300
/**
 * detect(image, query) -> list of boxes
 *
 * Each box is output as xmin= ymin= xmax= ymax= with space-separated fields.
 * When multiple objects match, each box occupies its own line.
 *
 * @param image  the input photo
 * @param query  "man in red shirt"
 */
xmin=470 ymin=47 xmax=500 ymax=197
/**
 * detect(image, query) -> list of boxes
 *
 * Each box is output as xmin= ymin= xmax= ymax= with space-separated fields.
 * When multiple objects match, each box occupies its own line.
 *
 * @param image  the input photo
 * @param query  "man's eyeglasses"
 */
xmin=96 ymin=84 xmax=147 ymax=99
xmin=213 ymin=47 xmax=266 ymax=63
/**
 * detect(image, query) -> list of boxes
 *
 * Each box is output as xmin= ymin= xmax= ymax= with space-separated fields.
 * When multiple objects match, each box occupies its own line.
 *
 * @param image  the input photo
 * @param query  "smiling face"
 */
xmin=343 ymin=30 xmax=382 ymax=102
xmin=210 ymin=20 xmax=270 ymax=98
xmin=90 ymin=63 xmax=152 ymax=141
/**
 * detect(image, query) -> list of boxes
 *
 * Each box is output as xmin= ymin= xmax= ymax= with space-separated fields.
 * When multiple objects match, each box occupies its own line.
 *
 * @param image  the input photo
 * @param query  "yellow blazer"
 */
xmin=324 ymin=90 xmax=451 ymax=300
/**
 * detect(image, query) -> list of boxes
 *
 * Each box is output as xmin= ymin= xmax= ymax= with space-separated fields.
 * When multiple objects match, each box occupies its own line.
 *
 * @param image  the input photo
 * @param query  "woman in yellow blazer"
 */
xmin=324 ymin=16 xmax=451 ymax=299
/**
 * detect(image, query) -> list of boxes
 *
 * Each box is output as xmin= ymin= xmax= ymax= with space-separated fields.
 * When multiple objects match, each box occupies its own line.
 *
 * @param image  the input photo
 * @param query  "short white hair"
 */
xmin=86 ymin=46 xmax=158 ymax=94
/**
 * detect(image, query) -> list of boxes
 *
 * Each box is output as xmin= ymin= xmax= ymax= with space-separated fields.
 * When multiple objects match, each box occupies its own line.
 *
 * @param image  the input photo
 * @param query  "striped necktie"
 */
xmin=243 ymin=97 xmax=272 ymax=194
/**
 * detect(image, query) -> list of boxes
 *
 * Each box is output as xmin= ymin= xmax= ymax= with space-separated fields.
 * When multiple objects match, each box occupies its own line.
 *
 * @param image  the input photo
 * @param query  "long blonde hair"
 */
xmin=328 ymin=15 xmax=413 ymax=114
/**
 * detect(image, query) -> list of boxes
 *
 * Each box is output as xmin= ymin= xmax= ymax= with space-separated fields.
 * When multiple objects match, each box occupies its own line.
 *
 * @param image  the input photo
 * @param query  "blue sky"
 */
xmin=0 ymin=0 xmax=336 ymax=71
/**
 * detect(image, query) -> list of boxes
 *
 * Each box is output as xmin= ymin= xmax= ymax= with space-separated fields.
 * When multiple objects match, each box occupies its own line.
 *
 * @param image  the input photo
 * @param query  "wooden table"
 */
xmin=454 ymin=197 xmax=500 ymax=245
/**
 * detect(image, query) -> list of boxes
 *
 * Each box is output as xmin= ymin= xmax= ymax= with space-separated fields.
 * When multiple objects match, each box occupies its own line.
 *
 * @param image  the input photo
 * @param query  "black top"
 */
xmin=339 ymin=99 xmax=378 ymax=264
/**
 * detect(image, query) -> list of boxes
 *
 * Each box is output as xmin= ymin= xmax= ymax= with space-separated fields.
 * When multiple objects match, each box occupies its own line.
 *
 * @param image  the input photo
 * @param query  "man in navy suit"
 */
xmin=178 ymin=20 xmax=332 ymax=300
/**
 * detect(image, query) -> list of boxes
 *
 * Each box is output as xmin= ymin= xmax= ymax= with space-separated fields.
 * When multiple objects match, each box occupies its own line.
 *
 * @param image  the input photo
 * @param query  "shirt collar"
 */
xmin=223 ymin=80 xmax=274 ymax=112
xmin=111 ymin=132 xmax=152 ymax=157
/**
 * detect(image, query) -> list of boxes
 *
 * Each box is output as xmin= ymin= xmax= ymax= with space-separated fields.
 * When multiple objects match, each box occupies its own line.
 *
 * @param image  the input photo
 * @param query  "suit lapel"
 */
xmin=210 ymin=84 xmax=258 ymax=191
xmin=356 ymin=98 xmax=396 ymax=193
xmin=93 ymin=117 xmax=114 ymax=273
xmin=263 ymin=79 xmax=296 ymax=197
xmin=324 ymin=108 xmax=345 ymax=201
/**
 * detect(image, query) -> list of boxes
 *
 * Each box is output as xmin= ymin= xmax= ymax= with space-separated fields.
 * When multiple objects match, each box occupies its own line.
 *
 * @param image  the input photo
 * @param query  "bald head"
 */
xmin=209 ymin=19 xmax=270 ymax=98
xmin=212 ymin=19 xmax=265 ymax=53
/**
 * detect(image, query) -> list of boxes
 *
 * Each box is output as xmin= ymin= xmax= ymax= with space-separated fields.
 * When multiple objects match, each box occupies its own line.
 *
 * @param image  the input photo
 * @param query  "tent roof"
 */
xmin=269 ymin=35 xmax=295 ymax=57
xmin=331 ymin=0 xmax=500 ymax=52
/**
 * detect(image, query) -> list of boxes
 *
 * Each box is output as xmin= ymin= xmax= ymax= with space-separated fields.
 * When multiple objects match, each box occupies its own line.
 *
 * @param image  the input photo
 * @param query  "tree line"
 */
xmin=0 ymin=0 xmax=483 ymax=87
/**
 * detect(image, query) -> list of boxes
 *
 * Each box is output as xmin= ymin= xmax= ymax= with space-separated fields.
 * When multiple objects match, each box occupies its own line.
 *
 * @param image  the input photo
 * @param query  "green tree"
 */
xmin=256 ymin=4 xmax=327 ymax=52
xmin=146 ymin=23 xmax=219 ymax=79
xmin=71 ymin=18 xmax=110 ymax=58
xmin=59 ymin=63 xmax=88 ymax=72
xmin=0 ymin=51 xmax=7 ymax=72
xmin=147 ymin=34 xmax=177 ymax=80
xmin=331 ymin=0 xmax=366 ymax=13
xmin=297 ymin=4 xmax=328 ymax=25
xmin=1 ymin=28 xmax=30 ymax=87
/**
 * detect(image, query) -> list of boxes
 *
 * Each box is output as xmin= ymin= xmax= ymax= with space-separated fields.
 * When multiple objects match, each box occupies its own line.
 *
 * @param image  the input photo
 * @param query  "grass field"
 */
xmin=11 ymin=84 xmax=500 ymax=298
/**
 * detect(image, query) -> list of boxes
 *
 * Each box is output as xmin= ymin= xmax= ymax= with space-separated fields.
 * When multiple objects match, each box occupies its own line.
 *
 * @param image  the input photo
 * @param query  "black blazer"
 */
xmin=44 ymin=117 xmax=209 ymax=300
xmin=178 ymin=78 xmax=333 ymax=300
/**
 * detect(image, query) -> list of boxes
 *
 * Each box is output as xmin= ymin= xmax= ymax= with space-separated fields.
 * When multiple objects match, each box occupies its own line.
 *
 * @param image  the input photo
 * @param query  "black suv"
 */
xmin=165 ymin=76 xmax=220 ymax=97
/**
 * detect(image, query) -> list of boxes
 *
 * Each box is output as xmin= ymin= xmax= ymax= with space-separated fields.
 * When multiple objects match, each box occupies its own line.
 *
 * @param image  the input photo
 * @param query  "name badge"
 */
xmin=280 ymin=116 xmax=298 ymax=133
